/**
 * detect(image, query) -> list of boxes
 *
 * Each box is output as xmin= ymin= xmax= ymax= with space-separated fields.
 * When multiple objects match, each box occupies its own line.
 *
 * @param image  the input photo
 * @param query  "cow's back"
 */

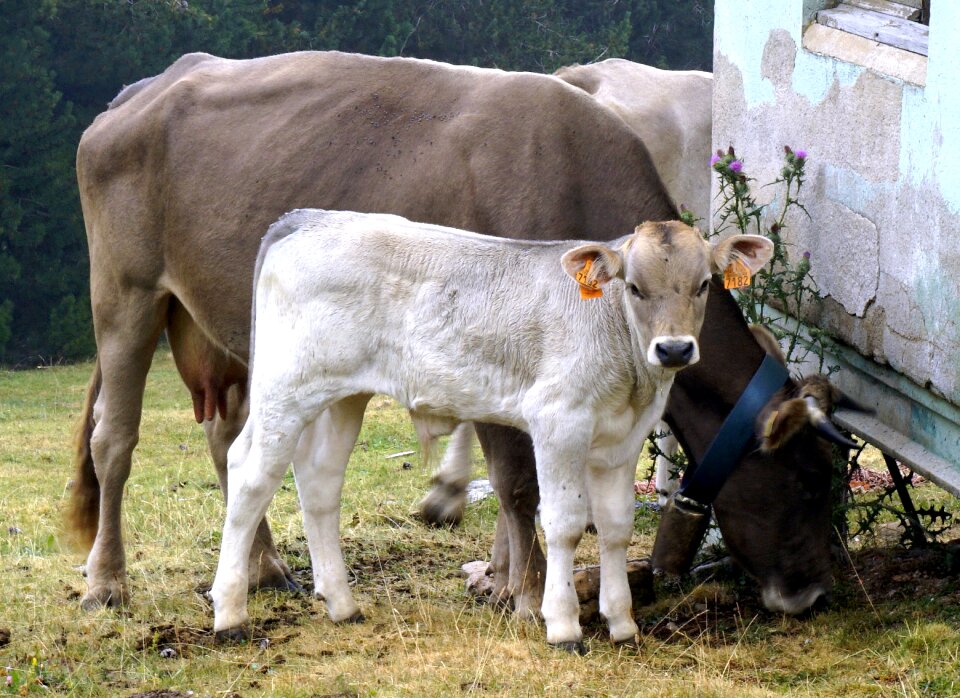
xmin=77 ymin=51 xmax=676 ymax=359
xmin=555 ymin=59 xmax=712 ymax=220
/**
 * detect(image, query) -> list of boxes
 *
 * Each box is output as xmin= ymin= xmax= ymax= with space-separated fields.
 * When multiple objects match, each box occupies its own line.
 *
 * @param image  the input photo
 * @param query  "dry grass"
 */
xmin=1 ymin=352 xmax=959 ymax=697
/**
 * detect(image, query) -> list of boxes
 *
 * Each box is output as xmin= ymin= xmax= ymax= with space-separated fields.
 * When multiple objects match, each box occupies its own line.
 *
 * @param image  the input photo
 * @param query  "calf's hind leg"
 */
xmin=211 ymin=411 xmax=307 ymax=639
xmin=291 ymin=394 xmax=371 ymax=622
xmin=205 ymin=387 xmax=298 ymax=592
xmin=166 ymin=302 xmax=296 ymax=591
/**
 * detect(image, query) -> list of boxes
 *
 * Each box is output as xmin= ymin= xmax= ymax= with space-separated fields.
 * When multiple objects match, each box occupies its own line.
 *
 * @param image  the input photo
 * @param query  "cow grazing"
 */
xmin=210 ymin=210 xmax=773 ymax=650
xmin=71 ymin=50 xmax=837 ymax=617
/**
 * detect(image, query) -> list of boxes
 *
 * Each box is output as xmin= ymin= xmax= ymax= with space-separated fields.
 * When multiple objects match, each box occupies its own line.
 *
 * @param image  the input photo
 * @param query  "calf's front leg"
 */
xmin=530 ymin=427 xmax=590 ymax=653
xmin=586 ymin=460 xmax=640 ymax=644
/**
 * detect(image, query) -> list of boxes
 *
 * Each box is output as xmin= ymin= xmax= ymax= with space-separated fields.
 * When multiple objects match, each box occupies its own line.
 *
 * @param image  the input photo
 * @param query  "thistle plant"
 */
xmin=710 ymin=145 xmax=836 ymax=373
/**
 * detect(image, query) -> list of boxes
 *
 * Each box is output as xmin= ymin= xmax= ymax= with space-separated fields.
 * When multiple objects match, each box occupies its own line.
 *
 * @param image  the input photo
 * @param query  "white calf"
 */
xmin=211 ymin=209 xmax=772 ymax=650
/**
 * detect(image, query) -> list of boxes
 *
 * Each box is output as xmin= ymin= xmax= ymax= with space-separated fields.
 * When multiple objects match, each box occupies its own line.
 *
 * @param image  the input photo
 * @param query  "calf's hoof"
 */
xmin=335 ymin=611 xmax=366 ymax=624
xmin=80 ymin=582 xmax=129 ymax=611
xmin=215 ymin=626 xmax=250 ymax=644
xmin=551 ymin=640 xmax=588 ymax=656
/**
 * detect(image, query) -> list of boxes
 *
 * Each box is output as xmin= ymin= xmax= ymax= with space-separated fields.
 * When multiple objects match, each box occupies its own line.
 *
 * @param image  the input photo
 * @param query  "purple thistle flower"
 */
xmin=729 ymin=160 xmax=743 ymax=173
xmin=795 ymin=149 xmax=807 ymax=160
xmin=710 ymin=154 xmax=721 ymax=166
xmin=803 ymin=251 xmax=811 ymax=259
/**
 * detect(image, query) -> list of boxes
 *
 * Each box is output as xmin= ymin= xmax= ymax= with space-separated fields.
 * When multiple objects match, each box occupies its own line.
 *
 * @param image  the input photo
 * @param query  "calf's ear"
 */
xmin=560 ymin=244 xmax=624 ymax=289
xmin=710 ymin=234 xmax=774 ymax=275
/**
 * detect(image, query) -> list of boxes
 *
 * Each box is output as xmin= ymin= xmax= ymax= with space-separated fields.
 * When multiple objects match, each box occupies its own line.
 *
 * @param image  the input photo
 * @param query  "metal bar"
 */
xmin=882 ymin=453 xmax=927 ymax=547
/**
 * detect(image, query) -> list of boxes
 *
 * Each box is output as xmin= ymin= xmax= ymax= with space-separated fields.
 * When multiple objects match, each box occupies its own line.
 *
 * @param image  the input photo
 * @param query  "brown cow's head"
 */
xmin=713 ymin=374 xmax=844 ymax=614
xmin=663 ymin=288 xmax=847 ymax=616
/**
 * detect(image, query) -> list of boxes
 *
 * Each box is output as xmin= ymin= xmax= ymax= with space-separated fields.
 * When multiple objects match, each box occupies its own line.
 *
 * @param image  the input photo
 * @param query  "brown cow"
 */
xmin=71 ymin=52 xmax=835 ymax=624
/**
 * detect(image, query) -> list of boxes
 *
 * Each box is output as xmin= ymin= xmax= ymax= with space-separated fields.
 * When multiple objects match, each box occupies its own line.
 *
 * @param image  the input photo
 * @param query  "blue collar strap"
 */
xmin=678 ymin=352 xmax=791 ymax=506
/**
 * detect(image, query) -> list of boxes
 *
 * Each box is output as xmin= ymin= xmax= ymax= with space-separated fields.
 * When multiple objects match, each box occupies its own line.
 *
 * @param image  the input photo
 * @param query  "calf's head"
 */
xmin=561 ymin=221 xmax=774 ymax=370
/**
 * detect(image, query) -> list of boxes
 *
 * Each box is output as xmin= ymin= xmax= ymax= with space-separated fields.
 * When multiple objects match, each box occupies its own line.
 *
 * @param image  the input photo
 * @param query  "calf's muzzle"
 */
xmin=655 ymin=339 xmax=696 ymax=368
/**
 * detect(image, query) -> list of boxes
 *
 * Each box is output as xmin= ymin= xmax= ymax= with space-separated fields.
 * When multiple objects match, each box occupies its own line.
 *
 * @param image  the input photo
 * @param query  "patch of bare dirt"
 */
xmin=847 ymin=464 xmax=925 ymax=494
xmin=136 ymin=624 xmax=210 ymax=656
xmin=840 ymin=539 xmax=960 ymax=603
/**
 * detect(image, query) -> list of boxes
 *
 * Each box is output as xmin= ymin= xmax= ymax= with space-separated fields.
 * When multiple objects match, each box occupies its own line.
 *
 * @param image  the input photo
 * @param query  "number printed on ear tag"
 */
xmin=723 ymin=258 xmax=752 ymax=290
xmin=576 ymin=258 xmax=603 ymax=299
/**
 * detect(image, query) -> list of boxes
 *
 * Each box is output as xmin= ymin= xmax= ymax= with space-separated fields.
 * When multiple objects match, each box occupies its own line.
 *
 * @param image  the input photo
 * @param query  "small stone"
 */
xmin=159 ymin=647 xmax=178 ymax=659
xmin=257 ymin=638 xmax=270 ymax=650
xmin=7 ymin=527 xmax=21 ymax=535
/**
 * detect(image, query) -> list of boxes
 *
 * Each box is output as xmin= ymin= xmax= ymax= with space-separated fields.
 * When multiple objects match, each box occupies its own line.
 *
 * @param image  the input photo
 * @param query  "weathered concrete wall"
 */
xmin=713 ymin=0 xmax=960 ymax=407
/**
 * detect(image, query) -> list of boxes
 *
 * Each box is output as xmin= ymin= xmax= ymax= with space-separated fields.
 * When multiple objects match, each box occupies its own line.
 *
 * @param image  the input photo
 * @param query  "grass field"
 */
xmin=1 ymin=352 xmax=959 ymax=697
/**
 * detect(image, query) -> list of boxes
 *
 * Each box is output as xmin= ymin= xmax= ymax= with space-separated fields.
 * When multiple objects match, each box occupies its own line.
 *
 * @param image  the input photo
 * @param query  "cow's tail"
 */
xmin=66 ymin=357 xmax=102 ymax=552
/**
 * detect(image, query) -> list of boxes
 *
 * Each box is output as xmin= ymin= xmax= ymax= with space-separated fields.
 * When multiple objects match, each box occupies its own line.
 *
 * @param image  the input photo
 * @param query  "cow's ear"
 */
xmin=561 ymin=244 xmax=624 ymax=297
xmin=758 ymin=376 xmax=861 ymax=452
xmin=710 ymin=234 xmax=774 ymax=275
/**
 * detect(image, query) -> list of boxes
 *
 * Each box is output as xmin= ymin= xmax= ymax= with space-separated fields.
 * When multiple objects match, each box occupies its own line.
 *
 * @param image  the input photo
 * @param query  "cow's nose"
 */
xmin=654 ymin=340 xmax=695 ymax=368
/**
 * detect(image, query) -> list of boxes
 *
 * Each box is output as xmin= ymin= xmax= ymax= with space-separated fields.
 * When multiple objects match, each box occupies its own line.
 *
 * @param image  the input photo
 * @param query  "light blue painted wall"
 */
xmin=714 ymin=0 xmax=960 ymax=478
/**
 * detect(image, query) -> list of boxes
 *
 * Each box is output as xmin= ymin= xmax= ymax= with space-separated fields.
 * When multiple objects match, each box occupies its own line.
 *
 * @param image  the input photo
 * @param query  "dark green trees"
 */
xmin=0 ymin=0 xmax=712 ymax=363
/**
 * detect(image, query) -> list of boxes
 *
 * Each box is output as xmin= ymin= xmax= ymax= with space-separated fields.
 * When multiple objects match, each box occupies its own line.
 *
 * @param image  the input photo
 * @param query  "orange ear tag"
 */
xmin=723 ymin=258 xmax=752 ymax=290
xmin=575 ymin=258 xmax=603 ymax=299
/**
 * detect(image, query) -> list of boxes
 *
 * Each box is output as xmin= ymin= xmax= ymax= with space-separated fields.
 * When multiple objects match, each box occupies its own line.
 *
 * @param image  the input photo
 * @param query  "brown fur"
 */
xmin=748 ymin=324 xmax=787 ymax=364
xmin=71 ymin=51 xmax=676 ymax=606
xmin=760 ymin=398 xmax=810 ymax=453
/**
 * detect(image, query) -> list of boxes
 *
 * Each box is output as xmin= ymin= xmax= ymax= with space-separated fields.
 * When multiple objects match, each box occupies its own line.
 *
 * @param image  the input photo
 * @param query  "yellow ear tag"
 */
xmin=575 ymin=258 xmax=603 ymax=299
xmin=762 ymin=410 xmax=779 ymax=441
xmin=723 ymin=258 xmax=752 ymax=290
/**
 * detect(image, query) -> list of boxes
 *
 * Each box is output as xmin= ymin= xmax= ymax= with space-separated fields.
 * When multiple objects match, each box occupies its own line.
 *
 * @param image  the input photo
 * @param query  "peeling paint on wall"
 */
xmin=714 ymin=0 xmax=960 ymax=403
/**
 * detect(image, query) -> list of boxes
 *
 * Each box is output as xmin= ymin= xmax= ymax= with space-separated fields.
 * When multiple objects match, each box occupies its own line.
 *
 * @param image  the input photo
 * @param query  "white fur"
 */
xmin=211 ymin=210 xmax=721 ymax=647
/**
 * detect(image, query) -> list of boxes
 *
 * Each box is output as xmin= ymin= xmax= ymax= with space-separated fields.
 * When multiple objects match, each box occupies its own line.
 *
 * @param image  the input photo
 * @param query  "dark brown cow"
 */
xmin=70 ymin=51 xmax=835 ymax=622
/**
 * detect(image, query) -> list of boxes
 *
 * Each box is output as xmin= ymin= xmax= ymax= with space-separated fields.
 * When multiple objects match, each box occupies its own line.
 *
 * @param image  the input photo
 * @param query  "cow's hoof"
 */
xmin=551 ymin=640 xmax=588 ymax=655
xmin=256 ymin=571 xmax=303 ymax=594
xmin=487 ymin=586 xmax=512 ymax=611
xmin=613 ymin=636 xmax=640 ymax=650
xmin=80 ymin=583 xmax=128 ymax=611
xmin=252 ymin=561 xmax=300 ymax=593
xmin=418 ymin=485 xmax=465 ymax=528
xmin=215 ymin=626 xmax=249 ymax=644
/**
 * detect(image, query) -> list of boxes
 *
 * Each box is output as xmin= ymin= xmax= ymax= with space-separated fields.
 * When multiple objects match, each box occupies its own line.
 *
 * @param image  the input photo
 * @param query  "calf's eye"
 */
xmin=628 ymin=283 xmax=645 ymax=300
xmin=697 ymin=279 xmax=709 ymax=297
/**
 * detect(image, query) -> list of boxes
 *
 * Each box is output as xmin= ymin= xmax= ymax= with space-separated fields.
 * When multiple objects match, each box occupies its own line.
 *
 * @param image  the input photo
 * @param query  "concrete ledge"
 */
xmin=802 ymin=22 xmax=927 ymax=86
xmin=834 ymin=409 xmax=960 ymax=497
